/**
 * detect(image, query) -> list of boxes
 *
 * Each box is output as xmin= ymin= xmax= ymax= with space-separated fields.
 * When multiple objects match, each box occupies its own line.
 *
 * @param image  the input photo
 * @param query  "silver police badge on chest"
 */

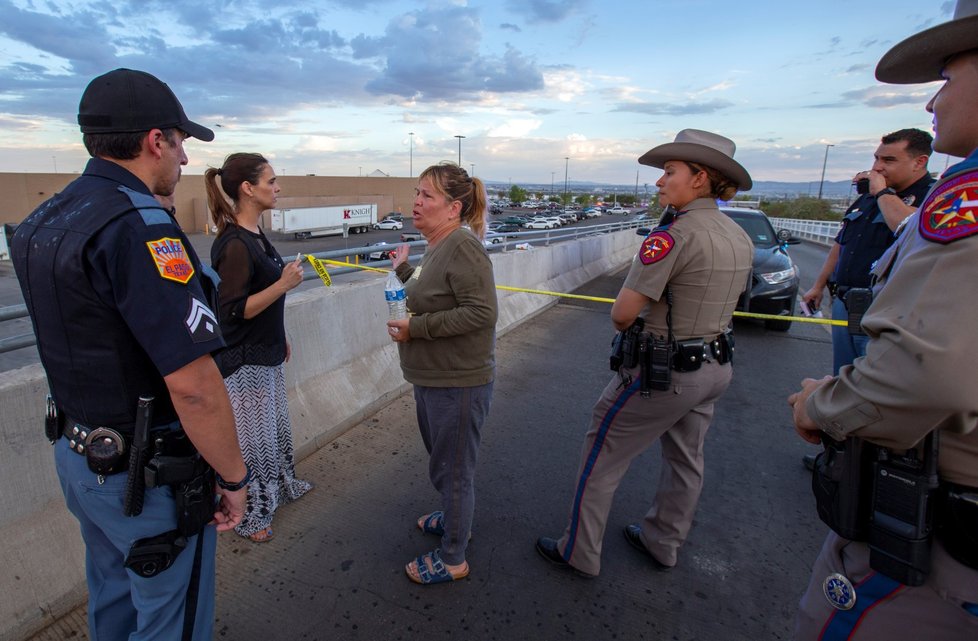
xmin=822 ymin=573 xmax=856 ymax=610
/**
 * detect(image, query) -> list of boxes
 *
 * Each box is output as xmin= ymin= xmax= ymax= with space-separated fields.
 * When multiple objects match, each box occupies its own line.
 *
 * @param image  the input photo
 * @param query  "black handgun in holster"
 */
xmin=844 ymin=287 xmax=872 ymax=336
xmin=868 ymin=431 xmax=940 ymax=586
xmin=610 ymin=317 xmax=645 ymax=372
xmin=145 ymin=433 xmax=216 ymax=537
xmin=122 ymin=455 xmax=214 ymax=579
xmin=812 ymin=435 xmax=878 ymax=541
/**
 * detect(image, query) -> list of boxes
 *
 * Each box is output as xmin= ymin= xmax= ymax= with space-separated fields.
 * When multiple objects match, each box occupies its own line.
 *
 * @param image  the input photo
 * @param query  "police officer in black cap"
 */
xmin=11 ymin=68 xmax=249 ymax=640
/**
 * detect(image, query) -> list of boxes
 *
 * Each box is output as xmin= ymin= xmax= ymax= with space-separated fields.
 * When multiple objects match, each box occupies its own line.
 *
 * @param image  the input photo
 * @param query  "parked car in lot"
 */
xmin=525 ymin=219 xmax=555 ymax=230
xmin=557 ymin=213 xmax=578 ymax=225
xmin=607 ymin=206 xmax=629 ymax=215
xmin=583 ymin=208 xmax=602 ymax=218
xmin=495 ymin=223 xmax=522 ymax=234
xmin=483 ymin=231 xmax=505 ymax=246
xmin=357 ymin=242 xmax=393 ymax=261
xmin=400 ymin=230 xmax=423 ymax=242
xmin=635 ymin=206 xmax=800 ymax=331
xmin=373 ymin=219 xmax=403 ymax=230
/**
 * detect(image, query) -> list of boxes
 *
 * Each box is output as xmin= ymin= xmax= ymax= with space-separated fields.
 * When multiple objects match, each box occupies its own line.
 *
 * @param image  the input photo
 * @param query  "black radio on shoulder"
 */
xmin=868 ymin=431 xmax=940 ymax=586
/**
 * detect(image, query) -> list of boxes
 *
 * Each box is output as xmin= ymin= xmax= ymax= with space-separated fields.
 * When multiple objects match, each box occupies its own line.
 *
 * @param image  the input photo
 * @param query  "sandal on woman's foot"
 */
xmin=247 ymin=527 xmax=274 ymax=543
xmin=417 ymin=511 xmax=473 ymax=541
xmin=417 ymin=511 xmax=446 ymax=536
xmin=405 ymin=549 xmax=469 ymax=585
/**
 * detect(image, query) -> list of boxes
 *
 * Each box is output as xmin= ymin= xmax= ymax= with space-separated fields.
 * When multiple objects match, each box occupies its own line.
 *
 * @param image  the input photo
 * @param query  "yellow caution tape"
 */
xmin=318 ymin=257 xmax=390 ymax=273
xmin=306 ymin=255 xmax=332 ymax=287
xmin=305 ymin=256 xmax=845 ymax=326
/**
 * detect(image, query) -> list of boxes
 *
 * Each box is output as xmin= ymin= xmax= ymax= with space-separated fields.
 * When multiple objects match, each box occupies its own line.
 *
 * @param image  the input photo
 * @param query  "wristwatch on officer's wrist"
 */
xmin=216 ymin=465 xmax=251 ymax=491
xmin=874 ymin=187 xmax=897 ymax=199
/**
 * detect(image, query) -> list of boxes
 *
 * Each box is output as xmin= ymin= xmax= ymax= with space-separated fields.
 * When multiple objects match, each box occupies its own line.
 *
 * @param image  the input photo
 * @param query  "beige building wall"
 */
xmin=1 ymin=172 xmax=418 ymax=231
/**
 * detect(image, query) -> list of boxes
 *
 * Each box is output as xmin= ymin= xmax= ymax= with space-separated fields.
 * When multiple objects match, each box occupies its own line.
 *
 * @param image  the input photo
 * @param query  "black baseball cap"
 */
xmin=77 ymin=68 xmax=214 ymax=141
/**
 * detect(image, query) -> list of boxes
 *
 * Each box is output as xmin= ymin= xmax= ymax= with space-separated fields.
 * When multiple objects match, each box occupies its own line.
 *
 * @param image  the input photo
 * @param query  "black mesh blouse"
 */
xmin=210 ymin=226 xmax=288 ymax=377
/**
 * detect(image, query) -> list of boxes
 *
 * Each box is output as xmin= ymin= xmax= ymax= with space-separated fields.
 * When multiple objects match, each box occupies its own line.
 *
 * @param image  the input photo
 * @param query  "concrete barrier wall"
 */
xmin=0 ymin=230 xmax=638 ymax=641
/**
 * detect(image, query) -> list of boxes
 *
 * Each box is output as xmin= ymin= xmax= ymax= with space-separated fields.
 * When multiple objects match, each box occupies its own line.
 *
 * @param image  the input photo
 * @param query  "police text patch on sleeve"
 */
xmin=146 ymin=237 xmax=195 ymax=283
xmin=639 ymin=231 xmax=674 ymax=265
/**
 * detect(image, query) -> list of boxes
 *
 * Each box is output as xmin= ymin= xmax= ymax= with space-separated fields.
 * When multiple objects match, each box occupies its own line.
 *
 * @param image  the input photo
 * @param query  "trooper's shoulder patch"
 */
xmin=146 ymin=237 xmax=195 ymax=284
xmin=919 ymin=173 xmax=978 ymax=244
xmin=639 ymin=231 xmax=675 ymax=265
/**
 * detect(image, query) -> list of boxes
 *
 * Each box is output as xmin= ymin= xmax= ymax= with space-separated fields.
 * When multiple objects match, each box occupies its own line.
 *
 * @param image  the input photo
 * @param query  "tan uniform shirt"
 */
xmin=807 ymin=167 xmax=978 ymax=486
xmin=623 ymin=198 xmax=753 ymax=340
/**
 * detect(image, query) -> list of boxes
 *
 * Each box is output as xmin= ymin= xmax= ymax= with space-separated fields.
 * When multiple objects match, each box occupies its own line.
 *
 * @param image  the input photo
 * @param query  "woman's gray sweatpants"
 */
xmin=413 ymin=381 xmax=493 ymax=565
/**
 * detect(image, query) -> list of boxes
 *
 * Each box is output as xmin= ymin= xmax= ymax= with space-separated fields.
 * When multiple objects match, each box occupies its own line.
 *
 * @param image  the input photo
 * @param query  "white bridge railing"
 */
xmin=770 ymin=217 xmax=839 ymax=246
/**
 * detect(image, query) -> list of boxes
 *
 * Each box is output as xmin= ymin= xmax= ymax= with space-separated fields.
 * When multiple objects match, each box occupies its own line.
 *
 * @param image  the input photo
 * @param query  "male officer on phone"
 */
xmin=802 ymin=129 xmax=933 ymax=375
xmin=11 ymin=69 xmax=249 ymax=640
xmin=799 ymin=130 xmax=933 ymax=470
xmin=789 ymin=2 xmax=978 ymax=638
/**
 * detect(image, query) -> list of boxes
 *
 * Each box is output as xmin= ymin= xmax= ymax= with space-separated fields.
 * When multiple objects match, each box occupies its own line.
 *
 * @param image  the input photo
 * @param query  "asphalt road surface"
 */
xmin=25 ymin=240 xmax=837 ymax=641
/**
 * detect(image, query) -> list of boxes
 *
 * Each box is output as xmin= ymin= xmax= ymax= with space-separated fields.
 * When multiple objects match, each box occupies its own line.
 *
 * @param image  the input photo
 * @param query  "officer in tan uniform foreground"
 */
xmin=536 ymin=129 xmax=753 ymax=577
xmin=788 ymin=1 xmax=978 ymax=638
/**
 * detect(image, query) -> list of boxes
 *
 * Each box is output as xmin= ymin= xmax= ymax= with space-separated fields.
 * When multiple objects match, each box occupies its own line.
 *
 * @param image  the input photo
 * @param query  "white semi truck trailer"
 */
xmin=270 ymin=204 xmax=377 ymax=239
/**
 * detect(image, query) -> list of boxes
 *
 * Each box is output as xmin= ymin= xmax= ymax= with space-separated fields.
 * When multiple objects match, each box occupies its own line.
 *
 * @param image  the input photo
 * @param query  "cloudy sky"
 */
xmin=0 ymin=0 xmax=958 ymax=186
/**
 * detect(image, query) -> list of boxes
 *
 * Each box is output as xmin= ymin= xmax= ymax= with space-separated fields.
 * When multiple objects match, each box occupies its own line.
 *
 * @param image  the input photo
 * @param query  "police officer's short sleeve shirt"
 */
xmin=85 ymin=160 xmax=223 ymax=376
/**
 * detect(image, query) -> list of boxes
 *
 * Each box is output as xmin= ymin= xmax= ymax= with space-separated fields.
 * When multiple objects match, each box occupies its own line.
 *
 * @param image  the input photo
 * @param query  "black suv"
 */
xmin=720 ymin=207 xmax=800 ymax=331
xmin=635 ymin=207 xmax=800 ymax=331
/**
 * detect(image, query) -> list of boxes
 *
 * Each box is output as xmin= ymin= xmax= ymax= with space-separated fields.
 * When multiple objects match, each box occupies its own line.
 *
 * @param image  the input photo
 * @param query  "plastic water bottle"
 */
xmin=385 ymin=271 xmax=407 ymax=321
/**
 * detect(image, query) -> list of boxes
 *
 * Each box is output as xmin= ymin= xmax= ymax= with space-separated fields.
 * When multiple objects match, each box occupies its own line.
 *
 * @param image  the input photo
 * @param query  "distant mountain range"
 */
xmin=484 ymin=179 xmax=859 ymax=201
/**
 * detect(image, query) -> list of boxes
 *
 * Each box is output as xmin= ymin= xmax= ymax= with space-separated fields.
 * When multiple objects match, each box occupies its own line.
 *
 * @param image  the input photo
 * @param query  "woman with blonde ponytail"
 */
xmin=206 ymin=153 xmax=311 ymax=543
xmin=386 ymin=162 xmax=498 ymax=585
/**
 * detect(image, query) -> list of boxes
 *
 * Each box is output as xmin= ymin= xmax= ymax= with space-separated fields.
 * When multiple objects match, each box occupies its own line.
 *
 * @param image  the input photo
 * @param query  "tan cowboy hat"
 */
xmin=638 ymin=129 xmax=752 ymax=191
xmin=876 ymin=0 xmax=978 ymax=83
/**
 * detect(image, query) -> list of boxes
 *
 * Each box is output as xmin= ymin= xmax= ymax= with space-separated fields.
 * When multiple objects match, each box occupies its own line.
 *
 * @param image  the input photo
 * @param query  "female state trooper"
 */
xmin=536 ymin=129 xmax=754 ymax=578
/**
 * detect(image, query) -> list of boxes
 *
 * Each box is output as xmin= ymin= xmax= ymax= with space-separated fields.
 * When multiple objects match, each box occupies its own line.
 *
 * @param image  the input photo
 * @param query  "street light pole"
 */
xmin=470 ymin=163 xmax=475 ymax=176
xmin=551 ymin=171 xmax=555 ymax=198
xmin=409 ymin=132 xmax=414 ymax=178
xmin=454 ymin=135 xmax=465 ymax=166
xmin=817 ymin=144 xmax=834 ymax=200
xmin=563 ymin=157 xmax=569 ymax=205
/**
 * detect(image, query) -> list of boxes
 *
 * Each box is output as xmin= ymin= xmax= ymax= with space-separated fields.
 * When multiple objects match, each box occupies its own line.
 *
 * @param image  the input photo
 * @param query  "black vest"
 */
xmin=12 ymin=178 xmax=214 ymax=431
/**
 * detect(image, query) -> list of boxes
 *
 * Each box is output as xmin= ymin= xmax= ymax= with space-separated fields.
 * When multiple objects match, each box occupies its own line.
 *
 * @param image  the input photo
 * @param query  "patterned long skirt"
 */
xmin=224 ymin=363 xmax=312 ymax=538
